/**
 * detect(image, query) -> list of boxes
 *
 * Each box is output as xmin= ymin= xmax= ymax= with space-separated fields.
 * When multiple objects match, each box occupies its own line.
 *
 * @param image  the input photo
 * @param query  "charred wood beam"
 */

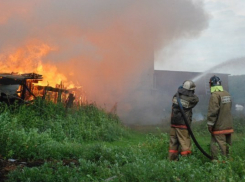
xmin=44 ymin=86 xmax=69 ymax=93
xmin=23 ymin=84 xmax=37 ymax=99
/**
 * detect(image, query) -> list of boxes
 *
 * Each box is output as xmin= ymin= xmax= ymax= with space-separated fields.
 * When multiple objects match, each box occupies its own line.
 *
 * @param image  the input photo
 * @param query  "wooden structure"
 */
xmin=0 ymin=73 xmax=73 ymax=105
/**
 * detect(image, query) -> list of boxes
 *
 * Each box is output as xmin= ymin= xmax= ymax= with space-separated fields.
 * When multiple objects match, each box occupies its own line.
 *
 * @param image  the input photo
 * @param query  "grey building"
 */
xmin=152 ymin=70 xmax=230 ymax=123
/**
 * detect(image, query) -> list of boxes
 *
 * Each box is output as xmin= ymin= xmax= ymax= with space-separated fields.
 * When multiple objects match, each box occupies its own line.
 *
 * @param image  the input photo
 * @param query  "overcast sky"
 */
xmin=154 ymin=0 xmax=245 ymax=75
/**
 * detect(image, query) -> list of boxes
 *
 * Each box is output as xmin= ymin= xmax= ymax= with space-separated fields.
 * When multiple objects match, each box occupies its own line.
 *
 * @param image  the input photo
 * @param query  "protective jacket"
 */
xmin=207 ymin=89 xmax=233 ymax=134
xmin=170 ymin=87 xmax=199 ymax=128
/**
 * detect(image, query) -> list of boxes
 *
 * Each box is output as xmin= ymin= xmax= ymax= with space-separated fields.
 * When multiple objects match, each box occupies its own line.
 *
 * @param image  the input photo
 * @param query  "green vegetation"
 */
xmin=0 ymin=99 xmax=245 ymax=181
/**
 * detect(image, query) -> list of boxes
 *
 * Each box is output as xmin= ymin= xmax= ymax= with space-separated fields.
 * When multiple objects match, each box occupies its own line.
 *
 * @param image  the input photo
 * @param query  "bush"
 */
xmin=0 ymin=100 xmax=128 ymax=160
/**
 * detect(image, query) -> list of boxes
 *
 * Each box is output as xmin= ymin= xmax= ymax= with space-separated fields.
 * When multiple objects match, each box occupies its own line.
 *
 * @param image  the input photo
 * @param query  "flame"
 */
xmin=0 ymin=40 xmax=87 ymax=104
xmin=0 ymin=41 xmax=74 ymax=88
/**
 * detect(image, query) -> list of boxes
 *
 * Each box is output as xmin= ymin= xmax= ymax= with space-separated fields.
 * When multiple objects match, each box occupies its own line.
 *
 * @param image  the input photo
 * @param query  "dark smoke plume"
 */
xmin=0 ymin=0 xmax=209 ymax=124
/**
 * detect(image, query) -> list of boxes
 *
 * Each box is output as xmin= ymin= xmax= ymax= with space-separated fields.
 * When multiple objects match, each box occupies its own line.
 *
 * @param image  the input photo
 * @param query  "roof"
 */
xmin=0 ymin=73 xmax=43 ymax=85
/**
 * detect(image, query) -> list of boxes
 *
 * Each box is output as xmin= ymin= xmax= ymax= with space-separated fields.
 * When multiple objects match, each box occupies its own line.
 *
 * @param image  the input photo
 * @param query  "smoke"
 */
xmin=0 ymin=0 xmax=209 ymax=124
xmin=192 ymin=57 xmax=245 ymax=82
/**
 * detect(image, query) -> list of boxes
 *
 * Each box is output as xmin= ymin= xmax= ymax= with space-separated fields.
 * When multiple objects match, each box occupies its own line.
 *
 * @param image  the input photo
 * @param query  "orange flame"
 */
xmin=0 ymin=41 xmax=74 ymax=88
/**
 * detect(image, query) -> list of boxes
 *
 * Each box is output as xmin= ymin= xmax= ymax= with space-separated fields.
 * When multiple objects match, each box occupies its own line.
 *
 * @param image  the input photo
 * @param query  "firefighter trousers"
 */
xmin=211 ymin=134 xmax=231 ymax=159
xmin=168 ymin=127 xmax=191 ymax=161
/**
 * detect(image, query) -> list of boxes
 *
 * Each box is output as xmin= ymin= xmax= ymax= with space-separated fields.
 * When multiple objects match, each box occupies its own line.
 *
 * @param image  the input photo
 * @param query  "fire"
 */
xmin=0 ymin=41 xmax=73 ymax=88
xmin=0 ymin=41 xmax=87 ymax=105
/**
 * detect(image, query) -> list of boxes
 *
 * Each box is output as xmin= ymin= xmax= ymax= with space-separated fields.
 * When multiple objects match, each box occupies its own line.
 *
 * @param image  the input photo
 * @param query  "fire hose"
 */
xmin=176 ymin=91 xmax=213 ymax=160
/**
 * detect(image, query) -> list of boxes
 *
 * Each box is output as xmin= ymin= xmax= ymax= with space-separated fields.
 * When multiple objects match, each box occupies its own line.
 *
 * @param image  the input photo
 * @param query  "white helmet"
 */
xmin=183 ymin=80 xmax=196 ymax=90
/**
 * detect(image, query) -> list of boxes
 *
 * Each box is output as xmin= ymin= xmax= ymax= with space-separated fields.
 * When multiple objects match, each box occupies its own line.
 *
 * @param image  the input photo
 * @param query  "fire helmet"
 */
xmin=183 ymin=80 xmax=196 ymax=90
xmin=209 ymin=75 xmax=221 ymax=86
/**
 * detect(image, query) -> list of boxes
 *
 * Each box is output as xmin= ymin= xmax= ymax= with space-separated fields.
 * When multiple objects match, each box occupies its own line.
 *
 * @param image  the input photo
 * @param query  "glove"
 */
xmin=208 ymin=126 xmax=213 ymax=134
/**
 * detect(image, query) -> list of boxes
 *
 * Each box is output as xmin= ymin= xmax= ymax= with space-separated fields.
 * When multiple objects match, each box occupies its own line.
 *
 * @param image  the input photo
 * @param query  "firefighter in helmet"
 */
xmin=168 ymin=80 xmax=199 ymax=161
xmin=207 ymin=75 xmax=233 ymax=159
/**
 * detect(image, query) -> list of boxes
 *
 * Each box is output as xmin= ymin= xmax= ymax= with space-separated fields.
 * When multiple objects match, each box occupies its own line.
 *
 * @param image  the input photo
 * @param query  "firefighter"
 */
xmin=207 ymin=75 xmax=233 ymax=159
xmin=168 ymin=80 xmax=199 ymax=161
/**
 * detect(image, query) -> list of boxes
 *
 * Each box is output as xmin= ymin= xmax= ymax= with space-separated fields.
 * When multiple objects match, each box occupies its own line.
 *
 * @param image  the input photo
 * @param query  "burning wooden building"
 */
xmin=0 ymin=72 xmax=76 ymax=105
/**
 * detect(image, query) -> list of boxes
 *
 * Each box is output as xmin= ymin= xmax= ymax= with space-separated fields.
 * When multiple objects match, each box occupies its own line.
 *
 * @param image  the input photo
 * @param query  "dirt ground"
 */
xmin=0 ymin=158 xmax=79 ymax=181
xmin=0 ymin=158 xmax=43 ymax=181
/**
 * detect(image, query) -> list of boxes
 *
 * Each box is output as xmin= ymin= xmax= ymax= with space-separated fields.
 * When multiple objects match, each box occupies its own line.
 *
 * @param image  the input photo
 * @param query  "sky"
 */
xmin=155 ymin=0 xmax=245 ymax=75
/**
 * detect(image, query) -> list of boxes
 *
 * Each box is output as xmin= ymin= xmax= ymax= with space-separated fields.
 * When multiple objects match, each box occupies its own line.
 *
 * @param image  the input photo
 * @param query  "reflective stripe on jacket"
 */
xmin=212 ymin=129 xmax=234 ymax=135
xmin=171 ymin=124 xmax=187 ymax=129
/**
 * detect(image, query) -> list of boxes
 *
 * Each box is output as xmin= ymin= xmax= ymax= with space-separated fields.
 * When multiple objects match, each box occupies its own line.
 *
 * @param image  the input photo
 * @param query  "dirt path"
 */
xmin=0 ymin=158 xmax=80 ymax=181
